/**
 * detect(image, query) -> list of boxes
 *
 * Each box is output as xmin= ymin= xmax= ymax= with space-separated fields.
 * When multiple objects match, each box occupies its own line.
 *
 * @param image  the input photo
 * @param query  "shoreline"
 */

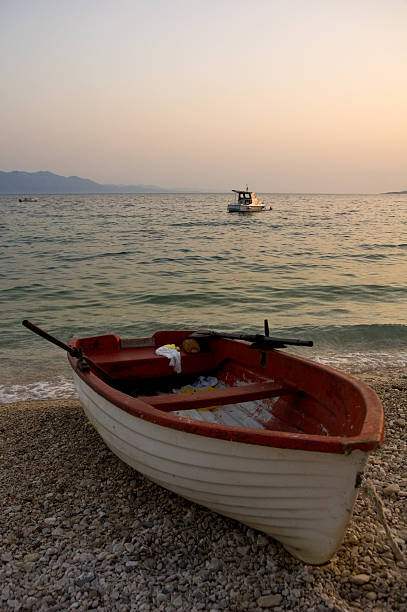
xmin=1 ymin=369 xmax=406 ymax=611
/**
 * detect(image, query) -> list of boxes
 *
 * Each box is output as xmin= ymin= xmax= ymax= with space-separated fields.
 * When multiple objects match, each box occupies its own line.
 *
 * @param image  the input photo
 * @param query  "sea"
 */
xmin=1 ymin=192 xmax=406 ymax=403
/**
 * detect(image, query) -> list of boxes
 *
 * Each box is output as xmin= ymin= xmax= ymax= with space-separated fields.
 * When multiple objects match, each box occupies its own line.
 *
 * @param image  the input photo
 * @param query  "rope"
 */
xmin=362 ymin=476 xmax=405 ymax=563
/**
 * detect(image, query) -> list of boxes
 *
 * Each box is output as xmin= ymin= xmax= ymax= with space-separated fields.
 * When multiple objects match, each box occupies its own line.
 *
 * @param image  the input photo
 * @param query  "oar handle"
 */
xmin=22 ymin=319 xmax=79 ymax=357
xmin=22 ymin=319 xmax=113 ymax=383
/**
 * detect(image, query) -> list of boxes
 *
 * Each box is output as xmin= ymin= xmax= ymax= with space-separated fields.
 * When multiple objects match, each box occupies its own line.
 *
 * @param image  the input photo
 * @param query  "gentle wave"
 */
xmin=305 ymin=323 xmax=407 ymax=348
xmin=0 ymin=377 xmax=77 ymax=404
xmin=4 ymin=282 xmax=405 ymax=309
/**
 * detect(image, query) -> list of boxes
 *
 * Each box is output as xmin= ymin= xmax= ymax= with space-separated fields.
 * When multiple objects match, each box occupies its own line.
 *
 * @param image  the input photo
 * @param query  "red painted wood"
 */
xmin=68 ymin=331 xmax=384 ymax=454
xmin=271 ymin=395 xmax=338 ymax=436
xmin=138 ymin=382 xmax=295 ymax=411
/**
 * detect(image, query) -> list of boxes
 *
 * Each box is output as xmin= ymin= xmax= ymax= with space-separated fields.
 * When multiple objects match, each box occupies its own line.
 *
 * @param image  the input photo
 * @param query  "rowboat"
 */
xmin=23 ymin=321 xmax=384 ymax=564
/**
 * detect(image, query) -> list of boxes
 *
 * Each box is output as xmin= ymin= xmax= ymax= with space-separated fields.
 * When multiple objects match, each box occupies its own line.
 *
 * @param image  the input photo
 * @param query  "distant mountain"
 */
xmin=0 ymin=170 xmax=195 ymax=194
xmin=384 ymin=189 xmax=407 ymax=194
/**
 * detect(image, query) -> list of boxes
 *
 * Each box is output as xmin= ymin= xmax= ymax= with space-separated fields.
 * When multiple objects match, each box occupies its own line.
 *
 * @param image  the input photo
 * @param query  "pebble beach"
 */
xmin=1 ymin=369 xmax=406 ymax=612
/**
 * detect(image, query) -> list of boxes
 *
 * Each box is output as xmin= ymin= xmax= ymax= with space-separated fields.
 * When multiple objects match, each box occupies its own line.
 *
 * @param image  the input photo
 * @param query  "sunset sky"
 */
xmin=1 ymin=0 xmax=406 ymax=193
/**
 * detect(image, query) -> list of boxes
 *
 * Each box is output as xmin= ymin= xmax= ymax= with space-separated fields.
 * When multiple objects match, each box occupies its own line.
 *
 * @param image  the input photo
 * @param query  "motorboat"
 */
xmin=228 ymin=189 xmax=265 ymax=213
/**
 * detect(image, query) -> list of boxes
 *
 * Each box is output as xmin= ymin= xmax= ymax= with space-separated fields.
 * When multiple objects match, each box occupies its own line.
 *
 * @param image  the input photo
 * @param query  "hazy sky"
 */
xmin=1 ymin=0 xmax=406 ymax=192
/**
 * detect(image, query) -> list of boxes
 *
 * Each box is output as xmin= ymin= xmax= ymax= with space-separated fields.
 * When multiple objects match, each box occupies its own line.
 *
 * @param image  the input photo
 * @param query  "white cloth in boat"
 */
xmin=173 ymin=376 xmax=218 ymax=393
xmin=155 ymin=344 xmax=182 ymax=373
xmin=171 ymin=376 xmax=279 ymax=428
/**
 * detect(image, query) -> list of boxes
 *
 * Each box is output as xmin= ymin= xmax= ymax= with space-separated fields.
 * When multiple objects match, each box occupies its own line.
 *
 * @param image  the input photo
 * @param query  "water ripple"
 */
xmin=1 ymin=192 xmax=406 ymax=400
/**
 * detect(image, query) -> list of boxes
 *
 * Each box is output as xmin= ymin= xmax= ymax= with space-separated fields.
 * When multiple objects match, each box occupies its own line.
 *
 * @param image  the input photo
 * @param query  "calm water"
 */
xmin=1 ymin=193 xmax=406 ymax=402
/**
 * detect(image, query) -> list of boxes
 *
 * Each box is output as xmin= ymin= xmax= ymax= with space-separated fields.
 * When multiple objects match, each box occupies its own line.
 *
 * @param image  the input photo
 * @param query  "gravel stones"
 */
xmin=258 ymin=594 xmax=282 ymax=607
xmin=1 ymin=369 xmax=407 ymax=611
xmin=349 ymin=574 xmax=371 ymax=585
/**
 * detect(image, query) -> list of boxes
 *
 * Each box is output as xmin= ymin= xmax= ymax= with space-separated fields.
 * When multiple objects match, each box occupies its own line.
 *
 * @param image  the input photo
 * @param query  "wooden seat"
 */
xmin=138 ymin=381 xmax=296 ymax=412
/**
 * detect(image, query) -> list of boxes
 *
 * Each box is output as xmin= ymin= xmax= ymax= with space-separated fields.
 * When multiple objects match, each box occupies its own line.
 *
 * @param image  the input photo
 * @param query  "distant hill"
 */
xmin=0 ymin=170 xmax=195 ymax=194
xmin=384 ymin=190 xmax=407 ymax=194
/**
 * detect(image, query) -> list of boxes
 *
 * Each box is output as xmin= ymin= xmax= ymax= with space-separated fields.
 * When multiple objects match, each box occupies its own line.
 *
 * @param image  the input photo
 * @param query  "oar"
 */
xmin=261 ymin=319 xmax=269 ymax=367
xmin=22 ymin=320 xmax=113 ymax=382
xmin=189 ymin=328 xmax=313 ymax=350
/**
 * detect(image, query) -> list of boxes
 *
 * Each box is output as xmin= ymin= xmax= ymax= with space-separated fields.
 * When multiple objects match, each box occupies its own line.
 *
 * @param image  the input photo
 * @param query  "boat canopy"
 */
xmin=232 ymin=189 xmax=252 ymax=202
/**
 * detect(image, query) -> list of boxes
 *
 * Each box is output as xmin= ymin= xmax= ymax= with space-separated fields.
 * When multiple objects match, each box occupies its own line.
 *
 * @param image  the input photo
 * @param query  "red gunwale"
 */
xmin=68 ymin=335 xmax=384 ymax=455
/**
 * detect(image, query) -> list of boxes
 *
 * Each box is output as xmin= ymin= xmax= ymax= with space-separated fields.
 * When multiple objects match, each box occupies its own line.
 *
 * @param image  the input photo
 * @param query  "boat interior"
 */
xmin=71 ymin=330 xmax=371 ymax=438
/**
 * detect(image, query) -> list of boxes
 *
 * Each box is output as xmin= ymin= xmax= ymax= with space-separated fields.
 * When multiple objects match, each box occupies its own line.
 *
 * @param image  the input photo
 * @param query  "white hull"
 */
xmin=74 ymin=373 xmax=368 ymax=564
xmin=228 ymin=203 xmax=265 ymax=213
